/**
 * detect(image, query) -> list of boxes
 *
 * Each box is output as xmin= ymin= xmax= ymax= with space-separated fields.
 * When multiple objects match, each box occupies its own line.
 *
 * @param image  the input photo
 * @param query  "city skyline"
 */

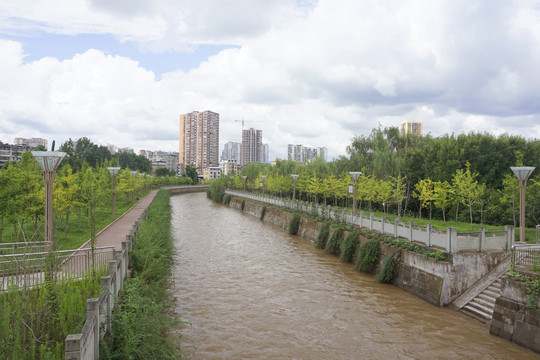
xmin=1 ymin=1 xmax=540 ymax=161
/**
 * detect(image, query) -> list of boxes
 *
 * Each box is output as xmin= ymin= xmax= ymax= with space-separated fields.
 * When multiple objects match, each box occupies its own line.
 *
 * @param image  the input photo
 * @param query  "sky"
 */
xmin=1 ymin=0 xmax=540 ymax=161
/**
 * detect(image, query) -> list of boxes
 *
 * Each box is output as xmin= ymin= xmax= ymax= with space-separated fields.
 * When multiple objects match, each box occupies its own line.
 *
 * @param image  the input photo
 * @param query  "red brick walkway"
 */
xmin=80 ymin=190 xmax=159 ymax=251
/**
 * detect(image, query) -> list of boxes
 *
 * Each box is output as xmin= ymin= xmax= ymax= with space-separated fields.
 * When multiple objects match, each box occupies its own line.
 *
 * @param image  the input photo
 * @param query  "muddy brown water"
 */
xmin=171 ymin=193 xmax=538 ymax=359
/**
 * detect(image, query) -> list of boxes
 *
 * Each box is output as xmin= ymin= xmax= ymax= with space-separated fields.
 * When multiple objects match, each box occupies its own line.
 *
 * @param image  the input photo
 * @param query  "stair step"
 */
xmin=483 ymin=289 xmax=500 ymax=298
xmin=473 ymin=297 xmax=496 ymax=309
xmin=476 ymin=293 xmax=498 ymax=304
xmin=462 ymin=305 xmax=492 ymax=322
xmin=466 ymin=301 xmax=495 ymax=315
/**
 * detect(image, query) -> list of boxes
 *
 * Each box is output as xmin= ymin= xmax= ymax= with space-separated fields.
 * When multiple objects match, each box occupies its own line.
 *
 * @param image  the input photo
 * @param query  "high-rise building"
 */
xmin=179 ymin=110 xmax=220 ymax=171
xmin=241 ymin=128 xmax=263 ymax=165
xmin=287 ymin=144 xmax=327 ymax=162
xmin=221 ymin=141 xmax=242 ymax=163
xmin=263 ymin=143 xmax=269 ymax=163
xmin=401 ymin=120 xmax=423 ymax=136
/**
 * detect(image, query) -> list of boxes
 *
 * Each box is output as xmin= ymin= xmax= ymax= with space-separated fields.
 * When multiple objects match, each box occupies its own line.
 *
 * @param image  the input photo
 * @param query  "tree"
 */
xmin=413 ymin=178 xmax=435 ymax=219
xmin=183 ymin=165 xmax=199 ymax=184
xmin=433 ymin=181 xmax=453 ymax=222
xmin=453 ymin=163 xmax=482 ymax=229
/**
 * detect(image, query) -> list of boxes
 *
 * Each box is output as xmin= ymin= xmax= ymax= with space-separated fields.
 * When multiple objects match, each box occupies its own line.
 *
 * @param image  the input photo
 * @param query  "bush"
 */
xmin=223 ymin=194 xmax=232 ymax=205
xmin=325 ymin=228 xmax=344 ymax=255
xmin=354 ymin=239 xmax=381 ymax=273
xmin=241 ymin=200 xmax=246 ymax=211
xmin=316 ymin=222 xmax=331 ymax=249
xmin=260 ymin=206 xmax=266 ymax=220
xmin=207 ymin=181 xmax=225 ymax=203
xmin=288 ymin=214 xmax=301 ymax=235
xmin=376 ymin=249 xmax=400 ymax=283
xmin=339 ymin=230 xmax=360 ymax=263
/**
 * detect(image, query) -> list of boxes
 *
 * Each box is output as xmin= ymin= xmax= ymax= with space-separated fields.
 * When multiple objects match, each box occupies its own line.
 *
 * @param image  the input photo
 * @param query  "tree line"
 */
xmin=225 ymin=128 xmax=539 ymax=229
xmin=0 ymin=137 xmax=194 ymax=244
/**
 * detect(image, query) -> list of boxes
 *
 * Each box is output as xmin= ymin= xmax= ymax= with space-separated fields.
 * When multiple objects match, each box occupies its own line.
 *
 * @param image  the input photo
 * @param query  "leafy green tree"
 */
xmin=413 ymin=178 xmax=435 ymax=220
xmin=453 ymin=163 xmax=482 ymax=229
xmin=433 ymin=181 xmax=453 ymax=222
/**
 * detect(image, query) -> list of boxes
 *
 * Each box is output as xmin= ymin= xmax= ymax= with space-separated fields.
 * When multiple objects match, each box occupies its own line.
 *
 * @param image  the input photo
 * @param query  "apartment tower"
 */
xmin=241 ymin=128 xmax=263 ymax=165
xmin=400 ymin=120 xmax=423 ymax=136
xmin=179 ymin=110 xmax=219 ymax=172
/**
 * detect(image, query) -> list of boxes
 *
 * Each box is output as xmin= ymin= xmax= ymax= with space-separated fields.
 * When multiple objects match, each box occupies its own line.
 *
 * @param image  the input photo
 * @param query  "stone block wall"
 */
xmin=227 ymin=196 xmax=506 ymax=307
xmin=490 ymin=276 xmax=540 ymax=353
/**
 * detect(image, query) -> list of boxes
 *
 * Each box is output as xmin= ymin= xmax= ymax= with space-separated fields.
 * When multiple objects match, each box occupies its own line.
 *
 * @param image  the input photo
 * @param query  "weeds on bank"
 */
xmin=315 ymin=222 xmax=331 ymax=249
xmin=288 ymin=214 xmax=301 ymax=235
xmin=101 ymin=190 xmax=182 ymax=359
xmin=0 ymin=271 xmax=104 ymax=359
xmin=354 ymin=240 xmax=381 ymax=273
xmin=325 ymin=228 xmax=344 ymax=255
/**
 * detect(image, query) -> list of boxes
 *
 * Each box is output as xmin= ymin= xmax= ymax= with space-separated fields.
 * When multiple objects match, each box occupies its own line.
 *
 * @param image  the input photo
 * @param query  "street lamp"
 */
xmin=242 ymin=176 xmax=247 ymax=191
xmin=31 ymin=151 xmax=66 ymax=248
xmin=511 ymin=166 xmax=536 ymax=243
xmin=349 ymin=171 xmax=362 ymax=215
xmin=291 ymin=174 xmax=299 ymax=200
xmin=130 ymin=171 xmax=137 ymax=203
xmin=261 ymin=175 xmax=266 ymax=196
xmin=107 ymin=167 xmax=120 ymax=218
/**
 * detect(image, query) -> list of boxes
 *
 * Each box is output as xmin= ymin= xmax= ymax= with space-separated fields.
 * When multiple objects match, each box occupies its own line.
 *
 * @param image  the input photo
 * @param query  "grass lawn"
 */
xmin=0 ymin=190 xmax=150 ymax=250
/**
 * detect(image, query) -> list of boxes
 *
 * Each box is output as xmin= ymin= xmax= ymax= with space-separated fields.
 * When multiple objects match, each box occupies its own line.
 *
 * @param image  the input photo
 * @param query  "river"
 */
xmin=170 ymin=193 xmax=538 ymax=359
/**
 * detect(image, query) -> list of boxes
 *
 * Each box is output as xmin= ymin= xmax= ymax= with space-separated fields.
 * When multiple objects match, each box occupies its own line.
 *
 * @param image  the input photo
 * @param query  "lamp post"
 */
xmin=349 ymin=171 xmax=362 ymax=215
xmin=511 ymin=166 xmax=536 ymax=243
xmin=242 ymin=176 xmax=247 ymax=191
xmin=291 ymin=174 xmax=299 ymax=200
xmin=107 ymin=167 xmax=120 ymax=219
xmin=261 ymin=175 xmax=266 ymax=196
xmin=31 ymin=151 xmax=66 ymax=248
xmin=130 ymin=171 xmax=137 ymax=203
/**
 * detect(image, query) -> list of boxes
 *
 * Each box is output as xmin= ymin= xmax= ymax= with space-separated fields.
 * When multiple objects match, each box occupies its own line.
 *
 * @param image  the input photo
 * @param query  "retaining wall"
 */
xmin=490 ymin=276 xmax=540 ymax=353
xmin=229 ymin=196 xmax=507 ymax=306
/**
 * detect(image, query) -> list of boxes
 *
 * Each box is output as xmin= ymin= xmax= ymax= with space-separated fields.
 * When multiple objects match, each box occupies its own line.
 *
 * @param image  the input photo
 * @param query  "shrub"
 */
xmin=325 ymin=228 xmax=344 ymax=255
xmin=260 ymin=206 xmax=266 ymax=220
xmin=376 ymin=249 xmax=400 ymax=283
xmin=354 ymin=239 xmax=381 ymax=273
xmin=223 ymin=194 xmax=232 ymax=205
xmin=241 ymin=200 xmax=246 ymax=211
xmin=288 ymin=214 xmax=301 ymax=235
xmin=316 ymin=222 xmax=331 ymax=249
xmin=339 ymin=230 xmax=360 ymax=263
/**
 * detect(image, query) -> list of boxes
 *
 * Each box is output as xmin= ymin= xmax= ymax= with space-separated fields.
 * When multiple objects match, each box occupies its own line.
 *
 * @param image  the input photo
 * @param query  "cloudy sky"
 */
xmin=1 ymin=0 xmax=539 ymax=160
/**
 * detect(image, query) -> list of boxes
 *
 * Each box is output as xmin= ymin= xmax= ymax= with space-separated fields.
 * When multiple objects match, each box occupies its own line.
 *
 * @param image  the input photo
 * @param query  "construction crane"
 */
xmin=235 ymin=119 xmax=266 ymax=132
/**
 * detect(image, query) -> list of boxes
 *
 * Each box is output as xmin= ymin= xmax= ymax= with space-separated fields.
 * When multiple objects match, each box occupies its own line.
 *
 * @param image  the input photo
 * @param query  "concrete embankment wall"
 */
xmin=229 ymin=197 xmax=507 ymax=307
xmin=490 ymin=277 xmax=540 ymax=353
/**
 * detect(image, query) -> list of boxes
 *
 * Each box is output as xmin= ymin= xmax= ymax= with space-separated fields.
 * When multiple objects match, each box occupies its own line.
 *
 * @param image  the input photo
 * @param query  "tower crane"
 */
xmin=235 ymin=119 xmax=267 ymax=132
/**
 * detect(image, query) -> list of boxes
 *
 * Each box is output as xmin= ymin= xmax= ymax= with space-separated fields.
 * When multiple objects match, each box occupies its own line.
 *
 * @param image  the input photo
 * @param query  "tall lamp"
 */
xmin=291 ymin=174 xmax=299 ymax=200
xmin=349 ymin=171 xmax=362 ymax=215
xmin=108 ymin=167 xmax=120 ymax=218
xmin=511 ymin=166 xmax=536 ymax=243
xmin=32 ymin=151 xmax=66 ymax=248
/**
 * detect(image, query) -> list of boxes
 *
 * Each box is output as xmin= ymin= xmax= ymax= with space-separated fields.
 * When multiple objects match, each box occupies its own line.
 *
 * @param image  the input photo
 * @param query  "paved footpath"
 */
xmin=80 ymin=190 xmax=159 ymax=251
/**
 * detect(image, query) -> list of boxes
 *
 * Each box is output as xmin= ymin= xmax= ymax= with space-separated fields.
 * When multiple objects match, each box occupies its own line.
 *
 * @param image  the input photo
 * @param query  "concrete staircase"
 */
xmin=460 ymin=278 xmax=503 ymax=323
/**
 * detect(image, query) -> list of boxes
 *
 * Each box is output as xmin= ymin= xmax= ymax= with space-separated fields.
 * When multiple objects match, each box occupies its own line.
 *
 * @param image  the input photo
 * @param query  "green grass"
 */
xmin=101 ymin=190 xmax=182 ymax=359
xmin=0 ymin=269 xmax=106 ymax=359
xmin=357 ymin=210 xmax=538 ymax=243
xmin=1 ymin=191 xmax=149 ymax=250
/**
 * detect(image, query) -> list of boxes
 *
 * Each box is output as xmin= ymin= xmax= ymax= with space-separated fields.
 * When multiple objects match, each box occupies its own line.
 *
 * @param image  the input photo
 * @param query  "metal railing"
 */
xmin=0 ymin=241 xmax=52 ymax=256
xmin=226 ymin=189 xmax=515 ymax=253
xmin=1 ymin=246 xmax=115 ymax=291
xmin=511 ymin=243 xmax=540 ymax=269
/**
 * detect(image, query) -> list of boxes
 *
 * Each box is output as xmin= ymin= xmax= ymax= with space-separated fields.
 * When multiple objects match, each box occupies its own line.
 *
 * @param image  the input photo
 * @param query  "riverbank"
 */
xmin=228 ymin=196 xmax=507 ymax=307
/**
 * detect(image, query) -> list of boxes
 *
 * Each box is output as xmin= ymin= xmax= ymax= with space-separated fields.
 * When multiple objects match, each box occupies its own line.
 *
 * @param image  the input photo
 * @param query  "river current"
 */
xmin=170 ymin=193 xmax=538 ymax=359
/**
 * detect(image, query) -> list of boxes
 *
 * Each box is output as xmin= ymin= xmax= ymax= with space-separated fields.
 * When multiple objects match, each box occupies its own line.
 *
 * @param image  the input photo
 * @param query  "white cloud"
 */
xmin=1 ymin=0 xmax=540 ymax=161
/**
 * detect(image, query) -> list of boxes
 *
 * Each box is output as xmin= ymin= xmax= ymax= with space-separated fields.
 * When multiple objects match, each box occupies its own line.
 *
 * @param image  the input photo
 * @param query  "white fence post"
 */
xmin=427 ymin=223 xmax=432 ymax=247
xmin=87 ymin=298 xmax=100 ymax=360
